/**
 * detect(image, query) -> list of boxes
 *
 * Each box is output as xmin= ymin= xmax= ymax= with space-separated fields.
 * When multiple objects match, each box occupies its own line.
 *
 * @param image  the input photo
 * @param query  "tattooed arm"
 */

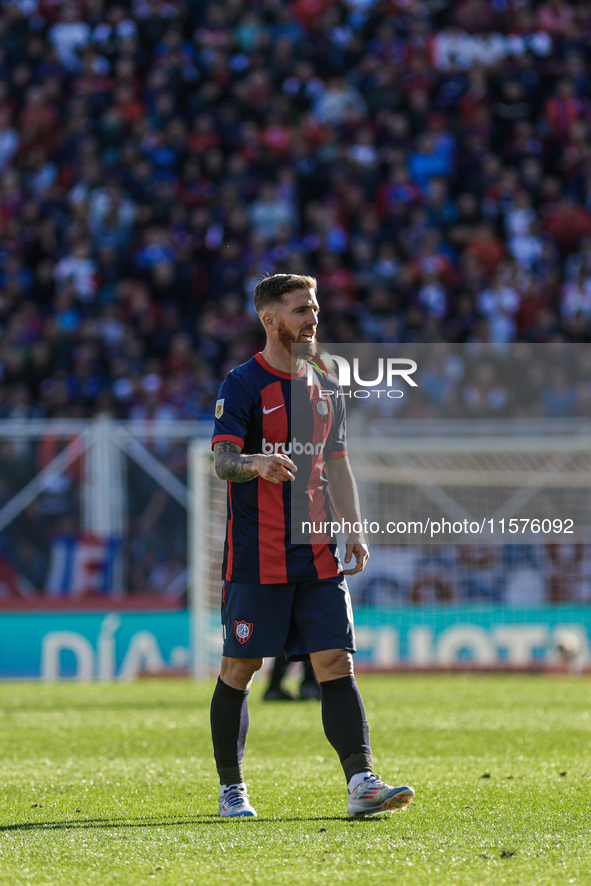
xmin=214 ymin=441 xmax=259 ymax=482
xmin=214 ymin=441 xmax=298 ymax=484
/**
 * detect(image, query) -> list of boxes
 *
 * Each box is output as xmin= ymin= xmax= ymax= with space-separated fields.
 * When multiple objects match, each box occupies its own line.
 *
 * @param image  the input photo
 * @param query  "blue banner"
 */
xmin=352 ymin=605 xmax=591 ymax=668
xmin=0 ymin=611 xmax=190 ymax=679
xmin=1 ymin=607 xmax=589 ymax=678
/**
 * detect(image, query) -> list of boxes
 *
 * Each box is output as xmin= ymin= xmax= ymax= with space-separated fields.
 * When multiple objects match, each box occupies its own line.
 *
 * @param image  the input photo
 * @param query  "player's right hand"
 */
xmin=254 ymin=453 xmax=297 ymax=484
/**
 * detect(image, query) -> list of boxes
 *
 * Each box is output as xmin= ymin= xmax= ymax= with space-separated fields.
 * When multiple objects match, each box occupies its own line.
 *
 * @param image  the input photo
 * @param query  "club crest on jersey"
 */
xmin=215 ymin=399 xmax=225 ymax=419
xmin=313 ymin=398 xmax=330 ymax=422
xmin=234 ymin=620 xmax=253 ymax=644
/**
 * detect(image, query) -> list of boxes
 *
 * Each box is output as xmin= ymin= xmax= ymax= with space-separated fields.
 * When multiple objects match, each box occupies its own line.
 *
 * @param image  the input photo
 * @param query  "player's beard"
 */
xmin=277 ymin=321 xmax=317 ymax=359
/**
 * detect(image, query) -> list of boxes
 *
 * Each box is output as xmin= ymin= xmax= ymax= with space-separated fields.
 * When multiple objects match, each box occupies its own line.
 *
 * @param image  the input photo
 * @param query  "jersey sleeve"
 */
xmin=328 ymin=381 xmax=347 ymax=459
xmin=211 ymin=371 xmax=251 ymax=450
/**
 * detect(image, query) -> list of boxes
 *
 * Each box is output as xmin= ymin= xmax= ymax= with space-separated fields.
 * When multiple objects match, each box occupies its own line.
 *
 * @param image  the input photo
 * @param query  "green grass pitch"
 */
xmin=0 ymin=674 xmax=589 ymax=886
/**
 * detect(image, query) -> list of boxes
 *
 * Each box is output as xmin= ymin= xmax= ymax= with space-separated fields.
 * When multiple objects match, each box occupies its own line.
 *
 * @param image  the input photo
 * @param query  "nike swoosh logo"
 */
xmin=262 ymin=405 xmax=284 ymax=414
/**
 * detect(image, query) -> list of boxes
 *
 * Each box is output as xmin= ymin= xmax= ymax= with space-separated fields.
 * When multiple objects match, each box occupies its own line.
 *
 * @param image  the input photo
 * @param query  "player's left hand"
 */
xmin=341 ymin=539 xmax=369 ymax=575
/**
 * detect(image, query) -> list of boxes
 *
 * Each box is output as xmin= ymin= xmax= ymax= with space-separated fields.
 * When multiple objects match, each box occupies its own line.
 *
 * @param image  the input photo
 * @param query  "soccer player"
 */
xmin=210 ymin=273 xmax=415 ymax=818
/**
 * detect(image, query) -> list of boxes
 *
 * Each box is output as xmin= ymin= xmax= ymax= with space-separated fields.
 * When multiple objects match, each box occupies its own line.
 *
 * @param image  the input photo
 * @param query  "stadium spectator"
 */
xmin=477 ymin=266 xmax=521 ymax=342
xmin=48 ymin=4 xmax=92 ymax=70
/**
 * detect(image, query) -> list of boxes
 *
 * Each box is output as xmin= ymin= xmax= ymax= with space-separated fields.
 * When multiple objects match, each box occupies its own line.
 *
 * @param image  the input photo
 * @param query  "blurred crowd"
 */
xmin=351 ymin=543 xmax=591 ymax=606
xmin=338 ymin=341 xmax=591 ymax=419
xmin=0 ymin=0 xmax=591 ymax=422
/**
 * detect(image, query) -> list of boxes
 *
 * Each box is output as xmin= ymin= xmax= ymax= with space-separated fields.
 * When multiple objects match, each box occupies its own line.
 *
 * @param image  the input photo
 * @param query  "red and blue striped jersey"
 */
xmin=211 ymin=352 xmax=346 ymax=584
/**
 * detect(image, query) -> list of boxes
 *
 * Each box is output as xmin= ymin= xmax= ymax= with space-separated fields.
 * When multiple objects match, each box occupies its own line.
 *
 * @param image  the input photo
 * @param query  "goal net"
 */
xmin=189 ymin=434 xmax=591 ymax=676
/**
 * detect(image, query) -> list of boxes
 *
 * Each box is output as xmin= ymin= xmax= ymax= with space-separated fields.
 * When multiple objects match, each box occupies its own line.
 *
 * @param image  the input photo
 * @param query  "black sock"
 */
xmin=210 ymin=676 xmax=250 ymax=786
xmin=320 ymin=675 xmax=373 ymax=782
xmin=267 ymin=655 xmax=290 ymax=690
xmin=302 ymin=660 xmax=317 ymax=685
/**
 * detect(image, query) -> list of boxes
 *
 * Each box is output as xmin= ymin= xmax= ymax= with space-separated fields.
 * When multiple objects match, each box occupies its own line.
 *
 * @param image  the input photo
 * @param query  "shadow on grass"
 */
xmin=0 ymin=813 xmax=370 ymax=832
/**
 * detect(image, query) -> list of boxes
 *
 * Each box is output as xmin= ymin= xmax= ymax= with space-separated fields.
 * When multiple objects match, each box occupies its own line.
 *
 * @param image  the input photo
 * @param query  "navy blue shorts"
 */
xmin=221 ymin=575 xmax=356 ymax=661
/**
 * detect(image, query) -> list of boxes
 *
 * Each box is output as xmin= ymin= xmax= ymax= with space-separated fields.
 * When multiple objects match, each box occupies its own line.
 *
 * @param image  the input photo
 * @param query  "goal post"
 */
xmin=347 ymin=432 xmax=591 ymax=546
xmin=188 ymin=439 xmax=226 ymax=678
xmin=188 ymin=433 xmax=591 ymax=674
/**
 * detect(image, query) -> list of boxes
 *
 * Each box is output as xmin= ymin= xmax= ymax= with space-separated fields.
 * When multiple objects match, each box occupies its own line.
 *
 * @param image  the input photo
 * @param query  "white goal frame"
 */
xmin=188 ymin=439 xmax=214 ymax=678
xmin=188 ymin=430 xmax=591 ymax=677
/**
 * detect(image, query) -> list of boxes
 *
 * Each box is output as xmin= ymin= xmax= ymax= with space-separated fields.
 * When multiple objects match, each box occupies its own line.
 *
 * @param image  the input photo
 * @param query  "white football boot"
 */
xmin=347 ymin=774 xmax=414 ymax=818
xmin=218 ymin=784 xmax=257 ymax=817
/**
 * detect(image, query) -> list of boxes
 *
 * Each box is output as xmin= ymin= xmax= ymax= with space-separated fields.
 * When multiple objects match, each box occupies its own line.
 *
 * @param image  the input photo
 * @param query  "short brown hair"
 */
xmin=253 ymin=273 xmax=317 ymax=314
